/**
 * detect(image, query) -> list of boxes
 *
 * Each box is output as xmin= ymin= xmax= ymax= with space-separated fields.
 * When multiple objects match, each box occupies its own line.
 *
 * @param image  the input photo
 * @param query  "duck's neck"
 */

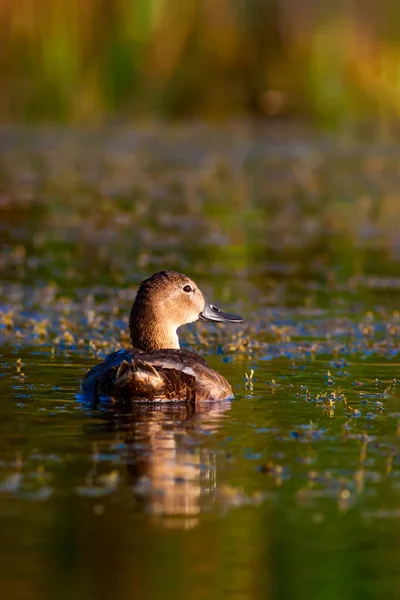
xmin=129 ymin=306 xmax=180 ymax=351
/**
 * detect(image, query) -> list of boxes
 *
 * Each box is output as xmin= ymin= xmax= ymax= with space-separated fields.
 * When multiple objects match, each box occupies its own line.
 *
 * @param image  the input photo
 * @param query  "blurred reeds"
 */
xmin=1 ymin=0 xmax=400 ymax=124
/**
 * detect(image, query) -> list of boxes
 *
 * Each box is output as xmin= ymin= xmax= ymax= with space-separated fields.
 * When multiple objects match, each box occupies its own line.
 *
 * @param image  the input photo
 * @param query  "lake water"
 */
xmin=0 ymin=123 xmax=399 ymax=600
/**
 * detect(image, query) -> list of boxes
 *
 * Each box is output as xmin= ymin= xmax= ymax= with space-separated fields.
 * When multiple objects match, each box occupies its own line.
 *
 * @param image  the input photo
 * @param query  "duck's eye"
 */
xmin=183 ymin=284 xmax=192 ymax=293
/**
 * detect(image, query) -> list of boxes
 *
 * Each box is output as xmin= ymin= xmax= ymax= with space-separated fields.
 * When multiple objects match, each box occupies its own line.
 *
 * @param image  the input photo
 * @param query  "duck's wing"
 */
xmin=112 ymin=356 xmax=197 ymax=403
xmin=79 ymin=348 xmax=232 ymax=405
xmin=112 ymin=349 xmax=206 ymax=403
xmin=142 ymin=348 xmax=209 ymax=375
xmin=115 ymin=349 xmax=232 ymax=403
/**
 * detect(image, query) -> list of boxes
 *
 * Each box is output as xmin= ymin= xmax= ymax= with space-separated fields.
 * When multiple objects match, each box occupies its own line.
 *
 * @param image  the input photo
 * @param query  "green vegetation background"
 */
xmin=2 ymin=0 xmax=400 ymax=125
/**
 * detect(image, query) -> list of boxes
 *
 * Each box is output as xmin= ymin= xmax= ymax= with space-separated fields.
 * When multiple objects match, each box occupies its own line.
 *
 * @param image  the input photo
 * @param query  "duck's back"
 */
xmin=79 ymin=348 xmax=233 ymax=406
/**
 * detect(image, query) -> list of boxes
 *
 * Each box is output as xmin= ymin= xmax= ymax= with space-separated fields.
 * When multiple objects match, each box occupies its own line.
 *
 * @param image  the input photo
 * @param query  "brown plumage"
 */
xmin=79 ymin=271 xmax=244 ymax=406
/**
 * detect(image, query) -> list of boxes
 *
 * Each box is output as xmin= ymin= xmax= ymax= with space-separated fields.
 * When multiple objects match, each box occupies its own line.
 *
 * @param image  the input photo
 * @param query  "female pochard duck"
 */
xmin=80 ymin=271 xmax=244 ymax=405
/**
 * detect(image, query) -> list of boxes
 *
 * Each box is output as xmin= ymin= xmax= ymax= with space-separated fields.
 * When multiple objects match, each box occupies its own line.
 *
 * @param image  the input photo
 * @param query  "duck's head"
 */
xmin=129 ymin=270 xmax=244 ymax=351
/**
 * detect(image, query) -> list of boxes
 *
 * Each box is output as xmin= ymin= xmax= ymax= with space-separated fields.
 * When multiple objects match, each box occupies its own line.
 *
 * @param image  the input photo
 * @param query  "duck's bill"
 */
xmin=199 ymin=302 xmax=244 ymax=323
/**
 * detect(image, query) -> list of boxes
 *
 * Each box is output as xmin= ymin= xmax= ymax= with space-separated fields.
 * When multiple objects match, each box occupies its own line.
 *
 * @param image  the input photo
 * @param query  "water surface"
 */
xmin=0 ymin=124 xmax=400 ymax=600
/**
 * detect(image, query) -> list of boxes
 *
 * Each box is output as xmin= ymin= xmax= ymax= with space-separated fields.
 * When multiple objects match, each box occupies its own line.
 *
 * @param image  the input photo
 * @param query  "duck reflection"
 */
xmin=84 ymin=400 xmax=231 ymax=529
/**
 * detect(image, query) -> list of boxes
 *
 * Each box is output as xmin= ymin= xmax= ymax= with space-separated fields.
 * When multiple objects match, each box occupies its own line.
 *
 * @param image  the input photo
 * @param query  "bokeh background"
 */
xmin=2 ymin=0 xmax=400 ymax=127
xmin=2 ymin=0 xmax=400 ymax=295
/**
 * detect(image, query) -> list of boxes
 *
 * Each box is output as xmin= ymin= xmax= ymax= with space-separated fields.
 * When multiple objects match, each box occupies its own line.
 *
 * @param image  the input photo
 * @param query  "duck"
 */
xmin=80 ymin=270 xmax=244 ymax=406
